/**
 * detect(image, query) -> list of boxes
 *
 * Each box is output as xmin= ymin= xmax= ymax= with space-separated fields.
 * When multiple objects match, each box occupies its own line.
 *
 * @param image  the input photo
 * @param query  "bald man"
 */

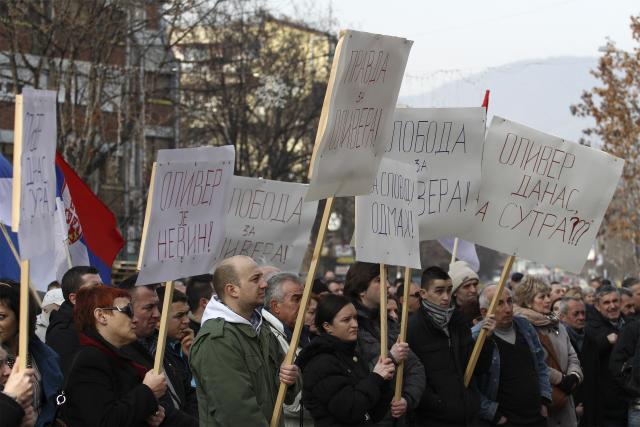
xmin=189 ymin=256 xmax=299 ymax=426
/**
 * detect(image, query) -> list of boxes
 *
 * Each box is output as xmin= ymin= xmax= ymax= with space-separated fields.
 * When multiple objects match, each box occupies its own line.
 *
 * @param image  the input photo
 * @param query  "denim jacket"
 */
xmin=30 ymin=336 xmax=64 ymax=427
xmin=471 ymin=316 xmax=552 ymax=422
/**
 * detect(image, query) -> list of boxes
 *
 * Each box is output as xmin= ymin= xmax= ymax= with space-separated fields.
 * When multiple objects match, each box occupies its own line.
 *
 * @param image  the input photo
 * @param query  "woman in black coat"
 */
xmin=297 ymin=294 xmax=395 ymax=426
xmin=60 ymin=285 xmax=168 ymax=427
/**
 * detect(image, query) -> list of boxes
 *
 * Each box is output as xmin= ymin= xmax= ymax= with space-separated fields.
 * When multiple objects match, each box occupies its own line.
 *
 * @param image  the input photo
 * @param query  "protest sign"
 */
xmin=216 ymin=176 xmax=318 ymax=272
xmin=137 ymin=145 xmax=235 ymax=285
xmin=12 ymin=89 xmax=58 ymax=260
xmin=464 ymin=116 xmax=624 ymax=273
xmin=355 ymin=157 xmax=421 ymax=269
xmin=384 ymin=107 xmax=485 ymax=240
xmin=305 ymin=30 xmax=413 ymax=201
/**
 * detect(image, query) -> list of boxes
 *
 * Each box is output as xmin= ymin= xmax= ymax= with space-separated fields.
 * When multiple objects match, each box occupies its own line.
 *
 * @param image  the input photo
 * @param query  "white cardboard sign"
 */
xmin=355 ymin=157 xmax=421 ymax=269
xmin=12 ymin=88 xmax=58 ymax=259
xmin=216 ymin=176 xmax=319 ymax=273
xmin=384 ymin=107 xmax=486 ymax=240
xmin=463 ymin=116 xmax=624 ymax=273
xmin=137 ymin=146 xmax=235 ymax=285
xmin=305 ymin=30 xmax=413 ymax=201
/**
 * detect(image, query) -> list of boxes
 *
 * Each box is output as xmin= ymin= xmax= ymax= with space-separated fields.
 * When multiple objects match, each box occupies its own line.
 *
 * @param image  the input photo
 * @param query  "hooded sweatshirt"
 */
xmin=190 ymin=297 xmax=294 ymax=427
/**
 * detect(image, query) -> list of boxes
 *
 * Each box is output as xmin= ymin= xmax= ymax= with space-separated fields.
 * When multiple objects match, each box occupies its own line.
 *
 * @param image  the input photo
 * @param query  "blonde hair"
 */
xmin=514 ymin=275 xmax=551 ymax=308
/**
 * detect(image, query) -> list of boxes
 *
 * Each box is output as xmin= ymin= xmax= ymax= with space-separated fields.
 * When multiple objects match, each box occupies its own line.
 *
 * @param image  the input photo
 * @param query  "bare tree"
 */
xmin=571 ymin=14 xmax=640 ymax=268
xmin=175 ymin=0 xmax=336 ymax=182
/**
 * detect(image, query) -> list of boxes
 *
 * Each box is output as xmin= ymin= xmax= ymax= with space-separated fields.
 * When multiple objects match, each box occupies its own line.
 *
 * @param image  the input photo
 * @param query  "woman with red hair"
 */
xmin=59 ymin=285 xmax=168 ymax=426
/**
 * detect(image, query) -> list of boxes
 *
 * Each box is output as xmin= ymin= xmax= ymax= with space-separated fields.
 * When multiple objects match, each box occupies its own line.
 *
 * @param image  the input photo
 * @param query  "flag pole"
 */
xmin=0 ymin=223 xmax=19 ymax=262
xmin=271 ymin=197 xmax=334 ymax=427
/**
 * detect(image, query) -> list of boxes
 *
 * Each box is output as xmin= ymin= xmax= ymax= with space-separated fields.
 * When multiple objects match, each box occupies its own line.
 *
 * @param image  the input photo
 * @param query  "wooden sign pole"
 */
xmin=136 ymin=161 xmax=171 ymax=375
xmin=394 ymin=267 xmax=411 ymax=401
xmin=463 ymin=255 xmax=515 ymax=386
xmin=270 ymin=197 xmax=334 ymax=427
xmin=18 ymin=260 xmax=29 ymax=371
xmin=154 ymin=280 xmax=174 ymax=374
xmin=137 ymin=162 xmax=157 ymax=271
xmin=379 ymin=263 xmax=388 ymax=359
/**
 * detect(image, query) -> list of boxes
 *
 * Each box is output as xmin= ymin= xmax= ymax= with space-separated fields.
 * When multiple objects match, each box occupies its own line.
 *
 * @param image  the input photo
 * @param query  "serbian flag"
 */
xmin=0 ymin=153 xmax=19 ymax=281
xmin=0 ymin=153 xmax=124 ymax=287
xmin=55 ymin=153 xmax=124 ymax=284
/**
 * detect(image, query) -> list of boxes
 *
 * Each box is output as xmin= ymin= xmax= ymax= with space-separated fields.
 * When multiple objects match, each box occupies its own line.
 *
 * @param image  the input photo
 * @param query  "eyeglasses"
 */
xmin=98 ymin=303 xmax=134 ymax=319
xmin=410 ymin=292 xmax=421 ymax=299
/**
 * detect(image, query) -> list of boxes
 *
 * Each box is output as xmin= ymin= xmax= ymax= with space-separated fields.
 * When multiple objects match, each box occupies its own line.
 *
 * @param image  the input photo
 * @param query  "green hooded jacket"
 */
xmin=190 ymin=298 xmax=297 ymax=426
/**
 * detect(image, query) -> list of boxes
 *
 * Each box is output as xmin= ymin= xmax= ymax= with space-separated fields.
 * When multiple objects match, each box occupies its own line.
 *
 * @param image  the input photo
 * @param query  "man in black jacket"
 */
xmin=156 ymin=286 xmax=198 ymax=419
xmin=611 ymin=317 xmax=640 ymax=427
xmin=344 ymin=262 xmax=425 ymax=424
xmin=586 ymin=285 xmax=627 ymax=426
xmin=407 ymin=266 xmax=495 ymax=427
xmin=557 ymin=296 xmax=603 ymax=426
xmin=45 ymin=266 xmax=101 ymax=374
xmin=118 ymin=274 xmax=198 ymax=426
xmin=184 ymin=274 xmax=214 ymax=337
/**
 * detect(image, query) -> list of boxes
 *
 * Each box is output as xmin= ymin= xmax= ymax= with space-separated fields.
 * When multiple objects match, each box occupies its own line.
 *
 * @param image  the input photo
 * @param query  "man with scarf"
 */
xmin=558 ymin=297 xmax=602 ymax=426
xmin=344 ymin=262 xmax=425 ymax=426
xmin=586 ymin=286 xmax=628 ymax=426
xmin=407 ymin=266 xmax=495 ymax=427
xmin=473 ymin=285 xmax=551 ymax=427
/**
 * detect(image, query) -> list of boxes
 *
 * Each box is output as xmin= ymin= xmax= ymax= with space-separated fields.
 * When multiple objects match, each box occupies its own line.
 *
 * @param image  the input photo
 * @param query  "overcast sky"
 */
xmin=270 ymin=0 xmax=639 ymax=95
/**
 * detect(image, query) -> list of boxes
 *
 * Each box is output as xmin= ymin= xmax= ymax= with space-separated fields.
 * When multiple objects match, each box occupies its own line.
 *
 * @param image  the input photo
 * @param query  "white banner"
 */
xmin=137 ymin=146 xmax=235 ymax=285
xmin=463 ymin=117 xmax=624 ymax=273
xmin=305 ymin=30 xmax=413 ymax=201
xmin=216 ymin=176 xmax=318 ymax=273
xmin=355 ymin=157 xmax=421 ymax=269
xmin=12 ymin=89 xmax=58 ymax=259
xmin=384 ymin=107 xmax=486 ymax=240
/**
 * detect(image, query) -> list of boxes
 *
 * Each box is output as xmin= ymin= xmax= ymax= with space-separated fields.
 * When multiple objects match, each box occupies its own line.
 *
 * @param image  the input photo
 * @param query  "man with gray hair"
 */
xmin=556 ymin=297 xmax=601 ymax=425
xmin=263 ymin=272 xmax=305 ymax=349
xmin=473 ymin=285 xmax=551 ymax=426
xmin=586 ymin=285 xmax=627 ymax=425
xmin=262 ymin=272 xmax=312 ymax=426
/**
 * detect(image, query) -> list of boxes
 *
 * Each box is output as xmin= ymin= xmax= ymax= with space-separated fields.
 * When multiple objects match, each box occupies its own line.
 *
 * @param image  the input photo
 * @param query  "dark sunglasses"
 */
xmin=409 ymin=292 xmax=421 ymax=299
xmin=99 ymin=303 xmax=134 ymax=318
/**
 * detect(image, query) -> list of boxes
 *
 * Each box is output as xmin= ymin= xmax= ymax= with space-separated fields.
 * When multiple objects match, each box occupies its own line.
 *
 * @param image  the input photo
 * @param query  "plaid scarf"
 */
xmin=422 ymin=299 xmax=455 ymax=333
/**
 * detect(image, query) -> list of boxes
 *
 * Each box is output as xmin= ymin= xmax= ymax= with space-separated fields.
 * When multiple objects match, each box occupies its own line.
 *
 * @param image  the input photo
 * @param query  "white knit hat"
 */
xmin=449 ymin=261 xmax=479 ymax=295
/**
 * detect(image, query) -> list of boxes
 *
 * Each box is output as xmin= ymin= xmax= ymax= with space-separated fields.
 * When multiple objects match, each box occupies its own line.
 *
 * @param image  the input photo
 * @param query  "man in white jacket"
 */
xmin=263 ymin=272 xmax=313 ymax=427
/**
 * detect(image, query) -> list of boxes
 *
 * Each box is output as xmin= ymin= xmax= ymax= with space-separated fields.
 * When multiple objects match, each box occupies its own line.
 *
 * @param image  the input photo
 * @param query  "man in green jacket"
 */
xmin=190 ymin=255 xmax=299 ymax=426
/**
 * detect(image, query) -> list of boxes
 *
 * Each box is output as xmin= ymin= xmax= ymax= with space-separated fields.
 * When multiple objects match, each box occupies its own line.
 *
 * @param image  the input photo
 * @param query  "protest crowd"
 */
xmin=0 ymin=23 xmax=634 ymax=427
xmin=1 ymin=258 xmax=640 ymax=427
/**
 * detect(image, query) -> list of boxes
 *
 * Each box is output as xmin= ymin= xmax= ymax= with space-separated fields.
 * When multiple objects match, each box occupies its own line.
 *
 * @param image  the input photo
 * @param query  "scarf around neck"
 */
xmin=564 ymin=324 xmax=585 ymax=351
xmin=422 ymin=299 xmax=455 ymax=332
xmin=513 ymin=305 xmax=559 ymax=329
